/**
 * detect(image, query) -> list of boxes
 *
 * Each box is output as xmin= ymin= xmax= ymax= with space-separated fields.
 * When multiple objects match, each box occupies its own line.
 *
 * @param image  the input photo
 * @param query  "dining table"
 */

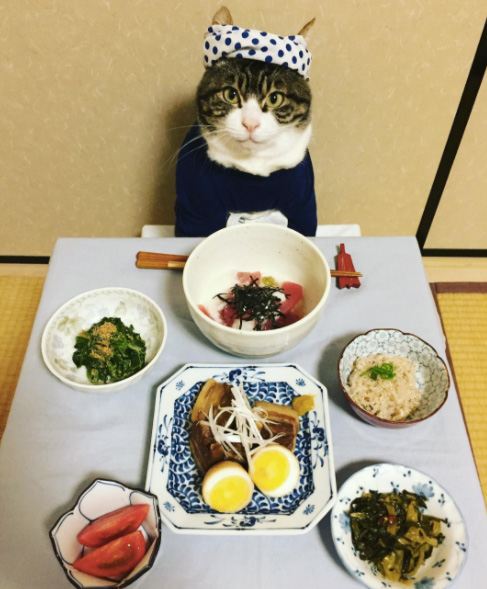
xmin=0 ymin=235 xmax=485 ymax=589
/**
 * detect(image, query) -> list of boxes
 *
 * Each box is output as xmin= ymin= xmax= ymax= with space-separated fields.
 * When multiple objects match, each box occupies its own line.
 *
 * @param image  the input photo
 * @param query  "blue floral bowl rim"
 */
xmin=336 ymin=328 xmax=450 ymax=426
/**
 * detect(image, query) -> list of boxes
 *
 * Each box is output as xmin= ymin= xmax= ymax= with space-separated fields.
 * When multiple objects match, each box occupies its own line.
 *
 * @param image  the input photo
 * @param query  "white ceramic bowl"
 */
xmin=182 ymin=224 xmax=331 ymax=358
xmin=41 ymin=287 xmax=167 ymax=393
xmin=337 ymin=328 xmax=450 ymax=428
xmin=331 ymin=463 xmax=468 ymax=589
xmin=50 ymin=478 xmax=162 ymax=589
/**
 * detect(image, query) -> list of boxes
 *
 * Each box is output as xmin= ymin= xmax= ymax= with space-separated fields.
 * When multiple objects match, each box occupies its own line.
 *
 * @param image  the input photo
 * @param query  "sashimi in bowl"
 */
xmin=182 ymin=224 xmax=331 ymax=358
xmin=199 ymin=271 xmax=305 ymax=331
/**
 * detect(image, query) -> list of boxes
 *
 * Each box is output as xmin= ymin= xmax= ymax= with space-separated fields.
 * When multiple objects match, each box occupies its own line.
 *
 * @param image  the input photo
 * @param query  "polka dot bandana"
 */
xmin=204 ymin=24 xmax=312 ymax=78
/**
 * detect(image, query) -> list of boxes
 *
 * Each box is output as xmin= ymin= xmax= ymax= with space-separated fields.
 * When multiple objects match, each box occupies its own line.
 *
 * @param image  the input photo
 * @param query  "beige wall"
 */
xmin=1 ymin=1 xmax=486 ymax=256
xmin=426 ymin=68 xmax=487 ymax=250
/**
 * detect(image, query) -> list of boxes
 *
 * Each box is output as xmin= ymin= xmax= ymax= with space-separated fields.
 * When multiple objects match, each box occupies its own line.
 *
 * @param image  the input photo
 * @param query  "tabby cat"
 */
xmin=175 ymin=7 xmax=317 ymax=237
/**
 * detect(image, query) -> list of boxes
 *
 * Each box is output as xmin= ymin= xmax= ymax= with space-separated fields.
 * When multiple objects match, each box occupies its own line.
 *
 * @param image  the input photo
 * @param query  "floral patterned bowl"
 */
xmin=41 ymin=287 xmax=167 ymax=393
xmin=50 ymin=479 xmax=162 ymax=588
xmin=145 ymin=363 xmax=337 ymax=534
xmin=337 ymin=329 xmax=450 ymax=428
xmin=331 ymin=463 xmax=468 ymax=589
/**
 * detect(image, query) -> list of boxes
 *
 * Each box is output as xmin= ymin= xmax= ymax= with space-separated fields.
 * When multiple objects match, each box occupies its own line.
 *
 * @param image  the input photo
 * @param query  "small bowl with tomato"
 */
xmin=50 ymin=479 xmax=161 ymax=588
xmin=182 ymin=223 xmax=331 ymax=358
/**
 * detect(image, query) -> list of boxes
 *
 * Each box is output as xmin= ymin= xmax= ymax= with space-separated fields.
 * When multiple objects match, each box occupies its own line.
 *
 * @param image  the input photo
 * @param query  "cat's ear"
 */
xmin=212 ymin=6 xmax=233 ymax=26
xmin=298 ymin=17 xmax=315 ymax=39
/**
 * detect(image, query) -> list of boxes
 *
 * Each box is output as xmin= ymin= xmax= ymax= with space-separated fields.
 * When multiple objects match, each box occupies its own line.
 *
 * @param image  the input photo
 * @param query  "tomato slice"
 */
xmin=77 ymin=504 xmax=149 ymax=548
xmin=278 ymin=282 xmax=303 ymax=316
xmin=73 ymin=530 xmax=146 ymax=580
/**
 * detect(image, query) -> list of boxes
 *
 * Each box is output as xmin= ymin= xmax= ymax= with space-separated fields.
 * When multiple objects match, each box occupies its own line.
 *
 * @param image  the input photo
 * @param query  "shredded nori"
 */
xmin=72 ymin=317 xmax=146 ymax=384
xmin=216 ymin=276 xmax=290 ymax=331
xmin=349 ymin=489 xmax=445 ymax=582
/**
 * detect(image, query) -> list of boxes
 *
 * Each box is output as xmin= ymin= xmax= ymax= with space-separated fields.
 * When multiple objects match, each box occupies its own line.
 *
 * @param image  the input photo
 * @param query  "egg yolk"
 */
xmin=208 ymin=476 xmax=252 ymax=513
xmin=252 ymin=449 xmax=291 ymax=492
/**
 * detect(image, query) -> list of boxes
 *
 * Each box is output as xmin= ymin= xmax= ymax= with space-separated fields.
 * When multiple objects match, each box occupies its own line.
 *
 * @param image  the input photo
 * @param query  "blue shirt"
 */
xmin=174 ymin=124 xmax=317 ymax=237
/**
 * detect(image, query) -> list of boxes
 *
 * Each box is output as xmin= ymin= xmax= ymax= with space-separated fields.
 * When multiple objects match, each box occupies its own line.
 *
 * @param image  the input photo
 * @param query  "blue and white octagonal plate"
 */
xmin=145 ymin=363 xmax=336 ymax=535
xmin=331 ymin=463 xmax=468 ymax=588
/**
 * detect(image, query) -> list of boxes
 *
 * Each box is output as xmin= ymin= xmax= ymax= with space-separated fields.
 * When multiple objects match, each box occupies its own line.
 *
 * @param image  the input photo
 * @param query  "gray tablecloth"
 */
xmin=0 ymin=236 xmax=485 ymax=588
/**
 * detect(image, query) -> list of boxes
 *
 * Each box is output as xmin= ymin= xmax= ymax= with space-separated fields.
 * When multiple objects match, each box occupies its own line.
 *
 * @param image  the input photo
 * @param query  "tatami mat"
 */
xmin=432 ymin=283 xmax=487 ymax=507
xmin=0 ymin=275 xmax=485 ymax=508
xmin=0 ymin=275 xmax=45 ymax=440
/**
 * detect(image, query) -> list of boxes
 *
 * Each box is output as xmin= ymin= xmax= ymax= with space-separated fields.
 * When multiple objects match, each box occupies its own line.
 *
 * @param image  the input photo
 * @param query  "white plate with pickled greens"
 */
xmin=331 ymin=463 xmax=468 ymax=589
xmin=145 ymin=363 xmax=336 ymax=534
xmin=41 ymin=287 xmax=167 ymax=393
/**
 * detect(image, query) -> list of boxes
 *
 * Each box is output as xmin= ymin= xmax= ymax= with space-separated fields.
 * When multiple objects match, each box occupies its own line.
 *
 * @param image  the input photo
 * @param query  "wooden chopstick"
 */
xmin=331 ymin=269 xmax=363 ymax=278
xmin=136 ymin=251 xmax=362 ymax=278
xmin=136 ymin=251 xmax=189 ymax=269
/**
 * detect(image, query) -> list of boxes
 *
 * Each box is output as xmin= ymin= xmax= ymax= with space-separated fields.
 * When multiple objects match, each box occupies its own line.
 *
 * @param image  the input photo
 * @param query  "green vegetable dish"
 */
xmin=73 ymin=317 xmax=147 ymax=384
xmin=349 ymin=489 xmax=445 ymax=583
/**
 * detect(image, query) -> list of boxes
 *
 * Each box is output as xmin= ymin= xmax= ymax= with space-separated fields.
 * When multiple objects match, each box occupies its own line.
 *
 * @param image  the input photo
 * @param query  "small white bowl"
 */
xmin=337 ymin=328 xmax=449 ymax=428
xmin=41 ymin=287 xmax=167 ymax=393
xmin=182 ymin=224 xmax=331 ymax=358
xmin=50 ymin=478 xmax=161 ymax=589
xmin=331 ymin=463 xmax=468 ymax=589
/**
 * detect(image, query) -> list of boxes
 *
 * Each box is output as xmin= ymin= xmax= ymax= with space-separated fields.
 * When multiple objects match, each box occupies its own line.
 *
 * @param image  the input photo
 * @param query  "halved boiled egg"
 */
xmin=201 ymin=461 xmax=254 ymax=513
xmin=250 ymin=444 xmax=300 ymax=497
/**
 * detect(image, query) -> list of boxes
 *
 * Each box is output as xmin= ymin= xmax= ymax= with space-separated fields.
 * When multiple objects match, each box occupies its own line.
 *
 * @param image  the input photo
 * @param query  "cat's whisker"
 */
xmin=159 ymin=123 xmax=220 ymax=140
xmin=166 ymin=123 xmax=216 ymax=132
xmin=162 ymin=124 xmax=200 ymax=132
xmin=161 ymin=135 xmax=210 ymax=169
xmin=169 ymin=136 xmax=229 ymax=170
xmin=161 ymin=126 xmax=235 ymax=171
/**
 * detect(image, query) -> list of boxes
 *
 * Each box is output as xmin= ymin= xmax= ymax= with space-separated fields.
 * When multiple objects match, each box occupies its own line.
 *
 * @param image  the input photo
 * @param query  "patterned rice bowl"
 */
xmin=41 ymin=287 xmax=167 ymax=393
xmin=145 ymin=363 xmax=336 ymax=534
xmin=331 ymin=463 xmax=468 ymax=589
xmin=337 ymin=329 xmax=450 ymax=428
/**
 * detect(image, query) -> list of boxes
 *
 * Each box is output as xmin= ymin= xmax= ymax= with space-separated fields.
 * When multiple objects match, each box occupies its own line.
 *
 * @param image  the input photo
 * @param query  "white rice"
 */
xmin=347 ymin=354 xmax=421 ymax=421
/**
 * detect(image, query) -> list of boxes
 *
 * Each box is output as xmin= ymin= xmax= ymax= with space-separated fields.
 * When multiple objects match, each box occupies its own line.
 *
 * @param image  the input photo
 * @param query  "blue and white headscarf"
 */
xmin=204 ymin=24 xmax=312 ymax=78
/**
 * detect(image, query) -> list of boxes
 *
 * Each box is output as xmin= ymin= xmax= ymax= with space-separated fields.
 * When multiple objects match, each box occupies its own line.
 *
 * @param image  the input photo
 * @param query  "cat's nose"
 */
xmin=242 ymin=120 xmax=260 ymax=134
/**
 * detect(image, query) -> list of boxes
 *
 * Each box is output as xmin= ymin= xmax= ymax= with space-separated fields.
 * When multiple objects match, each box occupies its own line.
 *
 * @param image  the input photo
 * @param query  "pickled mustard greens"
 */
xmin=73 ymin=317 xmax=146 ymax=384
xmin=349 ymin=490 xmax=444 ymax=583
xmin=361 ymin=362 xmax=396 ymax=381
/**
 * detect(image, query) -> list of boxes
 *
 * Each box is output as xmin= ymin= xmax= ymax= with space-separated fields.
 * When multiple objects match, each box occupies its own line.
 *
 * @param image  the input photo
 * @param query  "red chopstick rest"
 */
xmin=336 ymin=244 xmax=361 ymax=289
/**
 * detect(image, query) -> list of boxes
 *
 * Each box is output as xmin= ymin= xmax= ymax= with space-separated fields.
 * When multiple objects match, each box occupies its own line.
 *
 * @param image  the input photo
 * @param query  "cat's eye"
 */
xmin=265 ymin=92 xmax=285 ymax=109
xmin=222 ymin=87 xmax=240 ymax=105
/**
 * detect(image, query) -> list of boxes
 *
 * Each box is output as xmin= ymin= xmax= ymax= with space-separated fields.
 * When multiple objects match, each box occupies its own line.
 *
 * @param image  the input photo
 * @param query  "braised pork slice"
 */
xmin=254 ymin=401 xmax=299 ymax=451
xmin=189 ymin=380 xmax=300 ymax=475
xmin=190 ymin=421 xmax=245 ymax=475
xmin=190 ymin=378 xmax=234 ymax=423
